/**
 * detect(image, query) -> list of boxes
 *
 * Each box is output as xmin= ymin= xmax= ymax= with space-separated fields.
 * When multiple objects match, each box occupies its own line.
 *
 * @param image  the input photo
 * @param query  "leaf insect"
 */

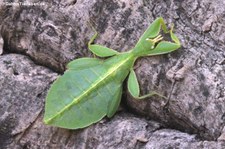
xmin=44 ymin=17 xmax=181 ymax=129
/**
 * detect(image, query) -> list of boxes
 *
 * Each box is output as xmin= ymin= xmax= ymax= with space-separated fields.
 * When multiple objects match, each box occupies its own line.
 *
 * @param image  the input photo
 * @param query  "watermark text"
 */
xmin=2 ymin=2 xmax=46 ymax=6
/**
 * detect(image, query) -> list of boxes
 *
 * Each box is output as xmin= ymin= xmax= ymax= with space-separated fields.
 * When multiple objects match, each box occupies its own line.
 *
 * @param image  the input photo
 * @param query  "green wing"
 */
xmin=107 ymin=85 xmax=122 ymax=118
xmin=67 ymin=57 xmax=103 ymax=69
xmin=44 ymin=58 xmax=122 ymax=129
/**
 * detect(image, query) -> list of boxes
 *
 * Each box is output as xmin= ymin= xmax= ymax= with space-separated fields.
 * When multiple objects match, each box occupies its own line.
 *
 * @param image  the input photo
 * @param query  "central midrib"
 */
xmin=45 ymin=55 xmax=133 ymax=124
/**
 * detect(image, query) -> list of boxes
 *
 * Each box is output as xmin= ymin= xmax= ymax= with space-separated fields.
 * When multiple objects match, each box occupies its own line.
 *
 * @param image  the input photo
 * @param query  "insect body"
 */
xmin=44 ymin=17 xmax=181 ymax=129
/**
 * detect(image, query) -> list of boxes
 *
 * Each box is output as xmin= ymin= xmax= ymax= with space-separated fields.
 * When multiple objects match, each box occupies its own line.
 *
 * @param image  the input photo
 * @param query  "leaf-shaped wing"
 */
xmin=67 ymin=57 xmax=103 ymax=70
xmin=44 ymin=58 xmax=122 ymax=129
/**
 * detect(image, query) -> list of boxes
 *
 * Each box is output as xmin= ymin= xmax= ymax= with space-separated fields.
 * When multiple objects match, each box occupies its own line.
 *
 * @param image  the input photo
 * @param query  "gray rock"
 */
xmin=0 ymin=0 xmax=225 ymax=148
xmin=0 ymin=54 xmax=57 ymax=148
xmin=125 ymin=0 xmax=225 ymax=140
xmin=146 ymin=129 xmax=225 ymax=149
xmin=0 ymin=33 xmax=3 ymax=55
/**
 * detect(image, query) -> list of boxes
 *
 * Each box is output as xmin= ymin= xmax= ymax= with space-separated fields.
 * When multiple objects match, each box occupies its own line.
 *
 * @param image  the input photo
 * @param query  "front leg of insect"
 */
xmin=43 ymin=17 xmax=181 ymax=129
xmin=128 ymin=17 xmax=181 ymax=99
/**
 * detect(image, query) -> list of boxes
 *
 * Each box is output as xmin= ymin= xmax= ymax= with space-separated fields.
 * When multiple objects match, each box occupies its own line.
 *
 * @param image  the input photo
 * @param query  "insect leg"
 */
xmin=128 ymin=69 xmax=167 ymax=100
xmin=88 ymin=25 xmax=119 ymax=57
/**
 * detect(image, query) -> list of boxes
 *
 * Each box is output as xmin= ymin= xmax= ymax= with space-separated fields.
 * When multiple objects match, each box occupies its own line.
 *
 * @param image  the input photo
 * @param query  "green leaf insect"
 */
xmin=44 ymin=17 xmax=181 ymax=129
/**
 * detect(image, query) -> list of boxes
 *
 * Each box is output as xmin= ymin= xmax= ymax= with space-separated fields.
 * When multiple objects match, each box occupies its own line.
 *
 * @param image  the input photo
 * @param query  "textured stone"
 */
xmin=126 ymin=0 xmax=225 ymax=140
xmin=0 ymin=0 xmax=225 ymax=148
xmin=146 ymin=129 xmax=225 ymax=149
xmin=0 ymin=32 xmax=3 ymax=55
xmin=0 ymin=54 xmax=57 ymax=148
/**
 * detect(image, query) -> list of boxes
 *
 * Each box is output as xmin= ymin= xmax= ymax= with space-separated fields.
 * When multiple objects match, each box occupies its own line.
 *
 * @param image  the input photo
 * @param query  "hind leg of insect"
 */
xmin=127 ymin=69 xmax=167 ymax=100
xmin=88 ymin=26 xmax=119 ymax=57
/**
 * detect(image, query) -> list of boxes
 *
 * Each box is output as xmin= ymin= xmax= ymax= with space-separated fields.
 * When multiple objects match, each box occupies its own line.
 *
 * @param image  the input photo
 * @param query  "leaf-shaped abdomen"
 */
xmin=44 ymin=64 xmax=122 ymax=129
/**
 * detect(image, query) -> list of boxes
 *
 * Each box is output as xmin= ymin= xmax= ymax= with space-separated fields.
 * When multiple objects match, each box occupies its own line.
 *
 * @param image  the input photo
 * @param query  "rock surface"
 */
xmin=0 ymin=54 xmax=57 ymax=148
xmin=126 ymin=0 xmax=225 ymax=140
xmin=0 ymin=0 xmax=225 ymax=148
